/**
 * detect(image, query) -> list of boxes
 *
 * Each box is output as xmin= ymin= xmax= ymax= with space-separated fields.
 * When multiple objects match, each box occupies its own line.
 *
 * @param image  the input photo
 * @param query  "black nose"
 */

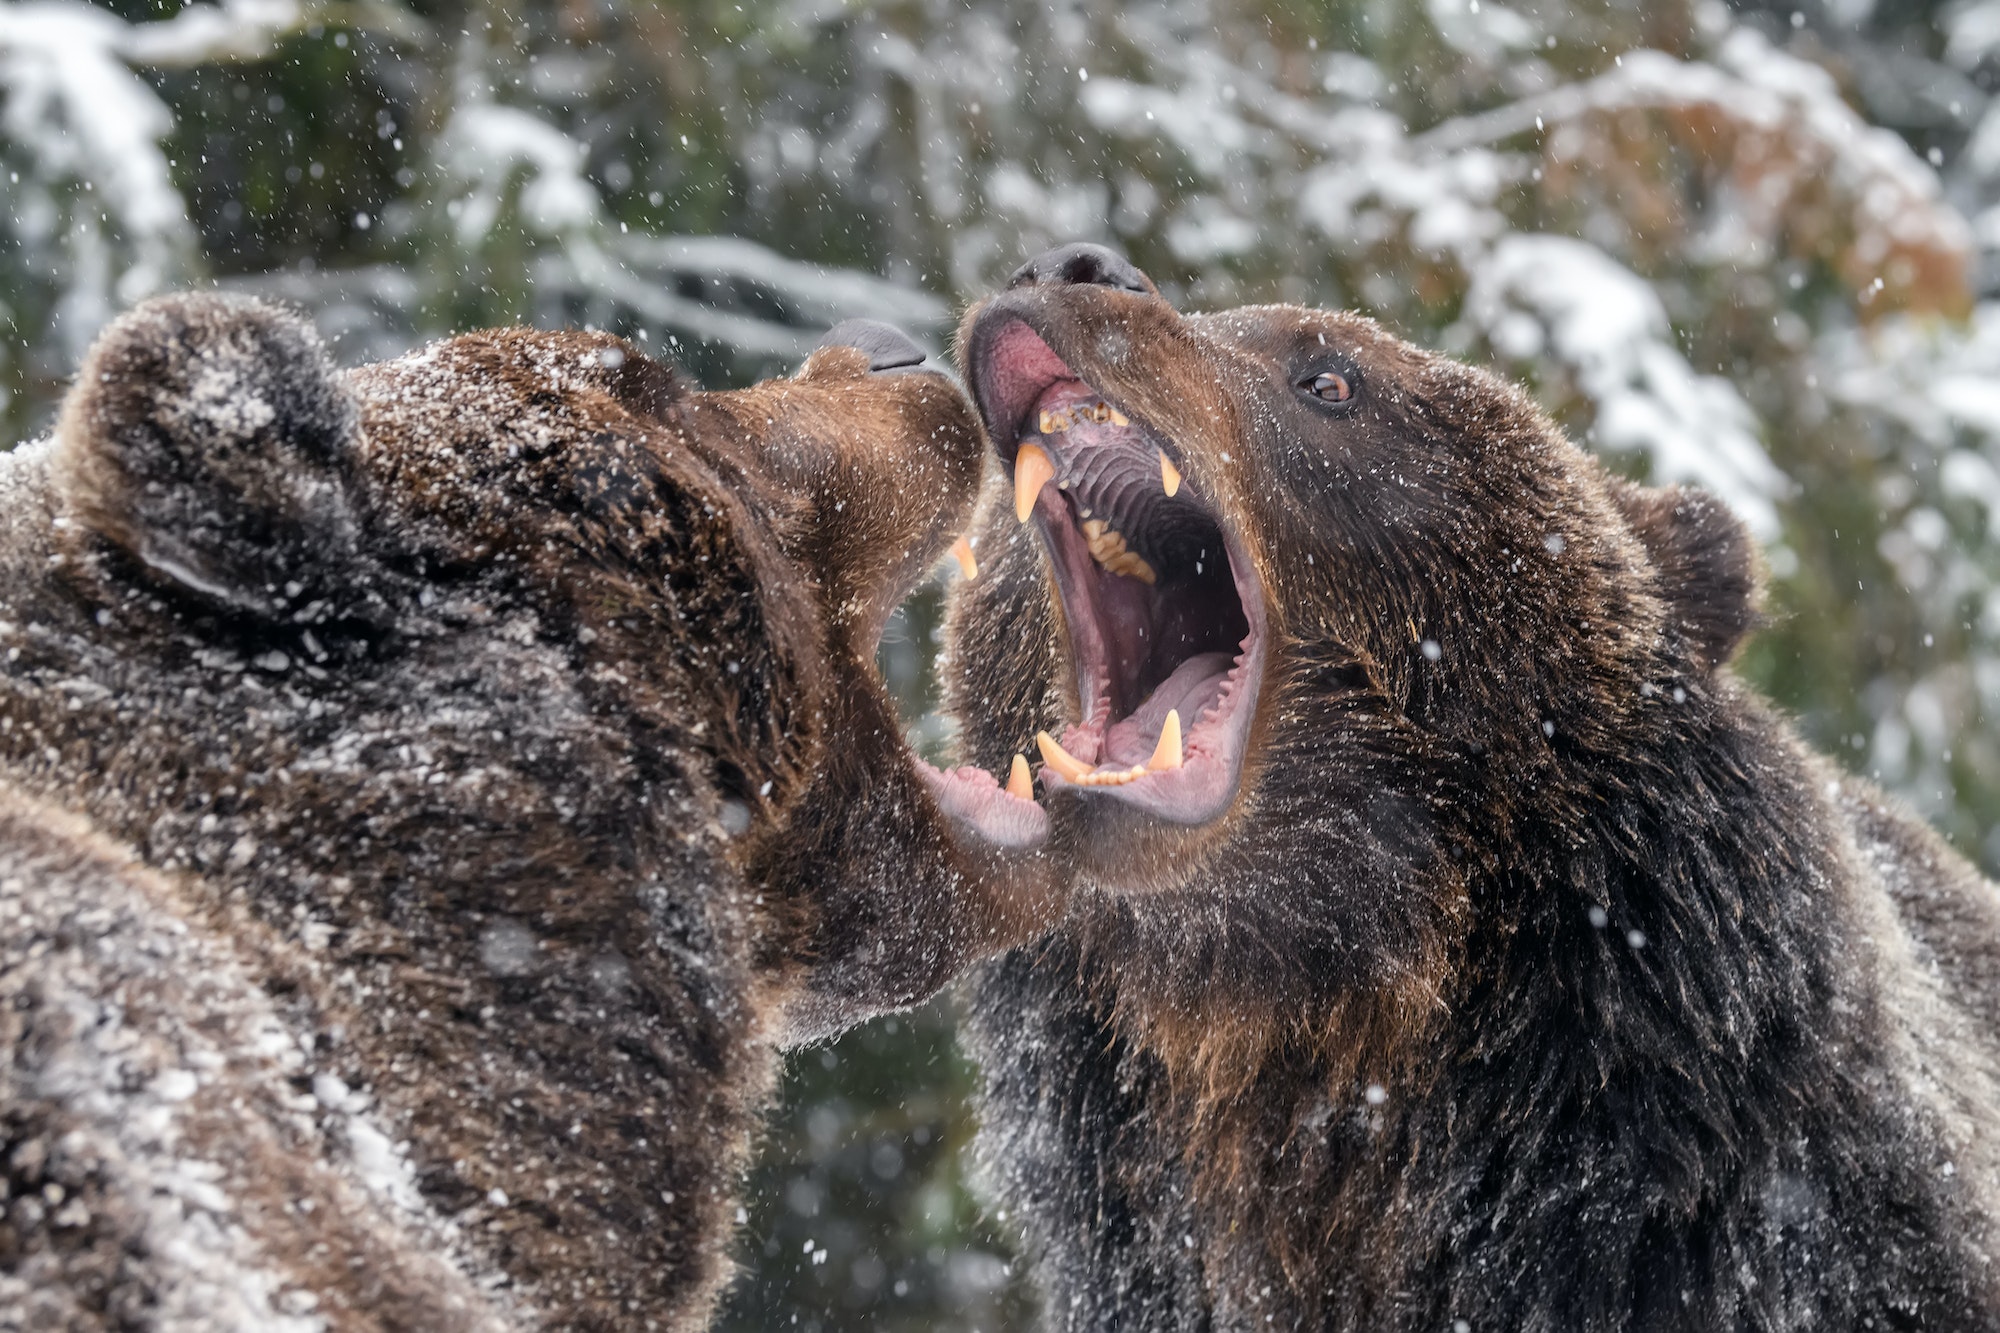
xmin=815 ymin=319 xmax=930 ymax=371
xmin=1006 ymin=243 xmax=1155 ymax=296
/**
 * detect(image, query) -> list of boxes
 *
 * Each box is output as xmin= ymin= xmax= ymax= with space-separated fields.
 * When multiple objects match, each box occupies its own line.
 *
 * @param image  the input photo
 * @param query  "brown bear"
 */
xmin=0 ymin=293 xmax=1052 ymax=1330
xmin=944 ymin=243 xmax=2000 ymax=1330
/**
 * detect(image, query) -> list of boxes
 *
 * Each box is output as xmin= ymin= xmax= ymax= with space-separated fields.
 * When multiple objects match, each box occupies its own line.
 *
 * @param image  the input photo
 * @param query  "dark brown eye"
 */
xmin=1306 ymin=370 xmax=1352 ymax=403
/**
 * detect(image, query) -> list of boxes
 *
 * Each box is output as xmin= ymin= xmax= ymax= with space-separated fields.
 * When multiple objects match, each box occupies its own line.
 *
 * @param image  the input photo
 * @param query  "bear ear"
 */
xmin=1610 ymin=479 xmax=1765 ymax=669
xmin=53 ymin=293 xmax=369 ymax=621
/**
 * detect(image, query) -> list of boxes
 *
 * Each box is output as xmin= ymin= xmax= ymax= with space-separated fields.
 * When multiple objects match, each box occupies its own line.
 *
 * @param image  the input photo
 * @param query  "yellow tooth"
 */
xmin=1148 ymin=710 xmax=1183 ymax=771
xmin=1084 ymin=523 xmax=1135 ymax=570
xmin=1036 ymin=731 xmax=1094 ymax=783
xmin=1110 ymin=407 xmax=1130 ymax=427
xmin=1107 ymin=552 xmax=1158 ymax=585
xmin=949 ymin=536 xmax=978 ymax=580
xmin=1038 ymin=409 xmax=1056 ymax=435
xmin=1006 ymin=753 xmax=1034 ymax=801
xmin=1015 ymin=444 xmax=1056 ymax=522
xmin=1160 ymin=452 xmax=1182 ymax=498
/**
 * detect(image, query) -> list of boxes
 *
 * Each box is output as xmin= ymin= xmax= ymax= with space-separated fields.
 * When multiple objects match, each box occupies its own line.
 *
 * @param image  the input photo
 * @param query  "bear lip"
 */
xmin=966 ymin=313 xmax=1266 ymax=826
xmin=911 ymin=760 xmax=1049 ymax=849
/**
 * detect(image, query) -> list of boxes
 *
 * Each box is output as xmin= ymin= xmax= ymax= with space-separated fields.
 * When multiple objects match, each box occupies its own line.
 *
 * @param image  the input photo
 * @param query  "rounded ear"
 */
xmin=53 ymin=293 xmax=370 ymax=621
xmin=1610 ymin=479 xmax=1766 ymax=670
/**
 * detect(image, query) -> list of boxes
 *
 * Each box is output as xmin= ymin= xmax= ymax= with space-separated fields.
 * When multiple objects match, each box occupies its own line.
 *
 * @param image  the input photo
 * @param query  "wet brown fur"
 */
xmin=0 ymin=294 xmax=1054 ymax=1329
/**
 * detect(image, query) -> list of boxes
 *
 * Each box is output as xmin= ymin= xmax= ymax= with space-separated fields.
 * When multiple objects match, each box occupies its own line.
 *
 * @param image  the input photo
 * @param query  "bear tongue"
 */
xmin=1100 ymin=652 xmax=1235 ymax=769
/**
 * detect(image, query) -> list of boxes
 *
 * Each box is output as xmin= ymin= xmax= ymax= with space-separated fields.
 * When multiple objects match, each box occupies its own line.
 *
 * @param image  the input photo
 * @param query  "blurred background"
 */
xmin=6 ymin=0 xmax=2000 ymax=1325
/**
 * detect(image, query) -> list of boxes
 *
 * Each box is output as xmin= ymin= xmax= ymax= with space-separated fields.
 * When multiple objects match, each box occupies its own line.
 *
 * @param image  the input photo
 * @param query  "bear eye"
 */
xmin=1301 ymin=370 xmax=1355 ymax=405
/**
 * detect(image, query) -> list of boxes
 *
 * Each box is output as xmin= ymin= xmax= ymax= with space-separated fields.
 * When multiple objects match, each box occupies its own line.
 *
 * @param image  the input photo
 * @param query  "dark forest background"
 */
xmin=9 ymin=0 xmax=2000 ymax=1325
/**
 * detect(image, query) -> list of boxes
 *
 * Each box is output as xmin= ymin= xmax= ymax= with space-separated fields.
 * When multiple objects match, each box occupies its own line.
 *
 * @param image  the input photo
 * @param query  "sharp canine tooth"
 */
xmin=1015 ymin=444 xmax=1055 ymax=522
xmin=1160 ymin=453 xmax=1182 ymax=498
xmin=1148 ymin=710 xmax=1183 ymax=771
xmin=950 ymin=536 xmax=978 ymax=580
xmin=1006 ymin=754 xmax=1033 ymax=801
xmin=1036 ymin=731 xmax=1093 ymax=783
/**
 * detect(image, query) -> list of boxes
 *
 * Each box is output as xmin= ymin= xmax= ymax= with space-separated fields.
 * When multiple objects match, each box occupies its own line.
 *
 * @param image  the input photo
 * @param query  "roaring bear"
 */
xmin=0 ymin=294 xmax=1050 ymax=1330
xmin=946 ymin=243 xmax=2000 ymax=1330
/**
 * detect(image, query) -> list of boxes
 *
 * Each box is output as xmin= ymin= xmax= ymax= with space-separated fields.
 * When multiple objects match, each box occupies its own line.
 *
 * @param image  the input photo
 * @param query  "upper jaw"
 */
xmin=960 ymin=298 xmax=1268 ymax=828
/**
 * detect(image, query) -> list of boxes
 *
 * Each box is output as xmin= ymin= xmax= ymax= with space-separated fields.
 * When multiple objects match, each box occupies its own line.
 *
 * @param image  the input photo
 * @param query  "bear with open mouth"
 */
xmin=0 ymin=294 xmax=1052 ymax=1329
xmin=946 ymin=243 xmax=2000 ymax=1329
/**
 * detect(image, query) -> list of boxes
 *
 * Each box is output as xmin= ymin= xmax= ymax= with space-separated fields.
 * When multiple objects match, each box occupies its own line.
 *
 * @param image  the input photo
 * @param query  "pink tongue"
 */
xmin=1101 ymin=652 xmax=1235 ymax=768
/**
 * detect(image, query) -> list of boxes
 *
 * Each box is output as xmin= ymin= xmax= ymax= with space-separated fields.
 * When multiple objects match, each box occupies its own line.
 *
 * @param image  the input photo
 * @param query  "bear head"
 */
xmin=949 ymin=244 xmax=1762 ymax=1061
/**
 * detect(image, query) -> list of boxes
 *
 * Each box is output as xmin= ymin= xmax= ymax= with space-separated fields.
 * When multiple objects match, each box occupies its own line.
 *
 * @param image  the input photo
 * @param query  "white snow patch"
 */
xmin=1462 ymin=235 xmax=1785 ymax=537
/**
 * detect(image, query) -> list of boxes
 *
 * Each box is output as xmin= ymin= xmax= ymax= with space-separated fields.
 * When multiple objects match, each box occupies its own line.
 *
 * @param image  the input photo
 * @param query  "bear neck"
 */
xmin=1142 ymin=672 xmax=1899 ymax=1320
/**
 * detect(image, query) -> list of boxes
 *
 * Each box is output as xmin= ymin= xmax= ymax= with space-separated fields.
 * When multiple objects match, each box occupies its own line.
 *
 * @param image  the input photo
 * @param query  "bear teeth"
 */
xmin=1147 ymin=710 xmax=1183 ymax=771
xmin=1014 ymin=444 xmax=1056 ymax=522
xmin=1038 ymin=401 xmax=1129 ymax=435
xmin=949 ymin=536 xmax=978 ymax=580
xmin=1036 ymin=731 xmax=1148 ymax=786
xmin=1006 ymin=754 xmax=1035 ymax=801
xmin=1081 ymin=518 xmax=1158 ymax=585
xmin=1033 ymin=720 xmax=1179 ymax=786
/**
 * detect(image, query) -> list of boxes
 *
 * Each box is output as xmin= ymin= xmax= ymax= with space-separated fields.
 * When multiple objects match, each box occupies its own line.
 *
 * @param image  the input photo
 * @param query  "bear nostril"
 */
xmin=1006 ymin=243 xmax=1155 ymax=296
xmin=815 ymin=319 xmax=930 ymax=372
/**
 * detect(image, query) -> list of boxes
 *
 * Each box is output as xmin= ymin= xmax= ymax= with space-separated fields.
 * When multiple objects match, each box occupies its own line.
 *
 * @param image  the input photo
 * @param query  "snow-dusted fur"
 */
xmin=0 ymin=790 xmax=513 ymax=1332
xmin=0 ymin=293 xmax=1046 ymax=1330
xmin=945 ymin=276 xmax=2000 ymax=1329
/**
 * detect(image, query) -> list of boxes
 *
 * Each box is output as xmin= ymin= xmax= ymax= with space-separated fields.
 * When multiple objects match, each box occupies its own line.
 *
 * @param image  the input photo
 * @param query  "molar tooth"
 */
xmin=1110 ymin=407 xmax=1130 ymax=427
xmin=1108 ymin=552 xmax=1158 ymax=585
xmin=1015 ymin=444 xmax=1056 ymax=523
xmin=1038 ymin=409 xmax=1058 ymax=435
xmin=1035 ymin=731 xmax=1094 ymax=783
xmin=1160 ymin=452 xmax=1182 ymax=498
xmin=1148 ymin=710 xmax=1183 ymax=772
xmin=1006 ymin=754 xmax=1034 ymax=801
xmin=1082 ymin=518 xmax=1108 ymax=542
xmin=950 ymin=536 xmax=978 ymax=580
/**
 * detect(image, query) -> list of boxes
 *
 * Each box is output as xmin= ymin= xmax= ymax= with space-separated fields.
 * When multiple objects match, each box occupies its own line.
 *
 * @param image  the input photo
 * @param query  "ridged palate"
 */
xmin=1026 ymin=383 xmax=1213 ymax=578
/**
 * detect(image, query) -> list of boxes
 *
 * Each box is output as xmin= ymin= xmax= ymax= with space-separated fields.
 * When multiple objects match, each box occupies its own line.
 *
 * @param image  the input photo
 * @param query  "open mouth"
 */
xmin=970 ymin=318 xmax=1265 ymax=825
xmin=898 ymin=518 xmax=1050 ymax=852
xmin=892 ymin=470 xmax=1048 ymax=851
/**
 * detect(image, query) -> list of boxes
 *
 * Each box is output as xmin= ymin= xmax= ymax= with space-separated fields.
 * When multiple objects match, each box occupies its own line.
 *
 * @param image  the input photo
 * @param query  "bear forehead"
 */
xmin=1179 ymin=305 xmax=1457 ymax=391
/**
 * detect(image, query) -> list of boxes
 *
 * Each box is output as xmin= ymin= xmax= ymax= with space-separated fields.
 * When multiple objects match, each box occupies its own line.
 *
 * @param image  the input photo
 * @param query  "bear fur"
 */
xmin=945 ymin=247 xmax=2000 ymax=1331
xmin=0 ymin=293 xmax=1054 ymax=1330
